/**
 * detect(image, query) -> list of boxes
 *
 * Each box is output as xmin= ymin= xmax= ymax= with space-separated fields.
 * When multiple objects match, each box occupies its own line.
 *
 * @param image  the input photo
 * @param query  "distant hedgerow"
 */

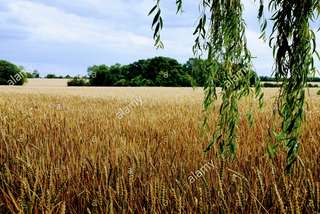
xmin=67 ymin=77 xmax=89 ymax=86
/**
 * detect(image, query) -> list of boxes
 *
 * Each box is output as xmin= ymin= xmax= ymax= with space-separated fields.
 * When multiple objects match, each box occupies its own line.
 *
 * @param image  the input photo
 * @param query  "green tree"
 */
xmin=88 ymin=65 xmax=109 ymax=86
xmin=148 ymin=57 xmax=190 ymax=86
xmin=25 ymin=72 xmax=34 ymax=78
xmin=183 ymin=58 xmax=208 ymax=86
xmin=88 ymin=64 xmax=124 ymax=86
xmin=67 ymin=76 xmax=89 ymax=86
xmin=86 ymin=57 xmax=192 ymax=87
xmin=126 ymin=59 xmax=151 ymax=83
xmin=109 ymin=63 xmax=126 ymax=85
xmin=46 ymin=74 xmax=57 ymax=79
xmin=149 ymin=0 xmax=319 ymax=171
xmin=32 ymin=70 xmax=40 ymax=78
xmin=25 ymin=70 xmax=40 ymax=78
xmin=0 ymin=60 xmax=27 ymax=85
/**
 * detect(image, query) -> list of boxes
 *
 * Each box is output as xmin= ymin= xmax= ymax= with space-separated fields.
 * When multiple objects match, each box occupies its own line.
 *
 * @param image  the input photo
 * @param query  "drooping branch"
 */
xmin=149 ymin=0 xmax=263 ymax=159
xmin=202 ymin=0 xmax=263 ymax=158
xmin=264 ymin=0 xmax=320 ymax=172
xmin=148 ymin=0 xmax=320 ymax=172
xmin=148 ymin=0 xmax=164 ymax=49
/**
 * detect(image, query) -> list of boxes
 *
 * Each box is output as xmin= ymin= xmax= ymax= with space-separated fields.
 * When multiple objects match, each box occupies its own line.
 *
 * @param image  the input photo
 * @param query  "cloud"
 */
xmin=246 ymin=29 xmax=273 ymax=75
xmin=0 ymin=0 xmax=199 ymax=75
xmin=4 ymin=1 xmax=153 ymax=49
xmin=0 ymin=0 xmax=317 ymax=76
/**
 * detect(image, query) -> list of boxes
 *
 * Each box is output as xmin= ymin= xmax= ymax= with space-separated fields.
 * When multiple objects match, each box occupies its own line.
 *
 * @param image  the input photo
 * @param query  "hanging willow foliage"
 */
xmin=194 ymin=0 xmax=264 ymax=158
xmin=150 ymin=0 xmax=263 ymax=158
xmin=149 ymin=0 xmax=319 ymax=171
xmin=258 ymin=0 xmax=320 ymax=172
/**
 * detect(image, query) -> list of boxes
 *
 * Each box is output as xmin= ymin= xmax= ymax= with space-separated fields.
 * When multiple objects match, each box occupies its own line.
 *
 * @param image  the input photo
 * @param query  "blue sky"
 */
xmin=0 ymin=0 xmax=318 ymax=76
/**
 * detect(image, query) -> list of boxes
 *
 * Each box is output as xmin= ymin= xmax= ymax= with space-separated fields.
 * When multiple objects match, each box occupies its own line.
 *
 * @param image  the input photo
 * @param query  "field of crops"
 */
xmin=0 ymin=86 xmax=319 ymax=213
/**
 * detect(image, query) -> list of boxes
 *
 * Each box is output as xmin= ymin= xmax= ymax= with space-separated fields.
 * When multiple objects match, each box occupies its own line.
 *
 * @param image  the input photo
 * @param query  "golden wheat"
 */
xmin=0 ymin=87 xmax=319 ymax=213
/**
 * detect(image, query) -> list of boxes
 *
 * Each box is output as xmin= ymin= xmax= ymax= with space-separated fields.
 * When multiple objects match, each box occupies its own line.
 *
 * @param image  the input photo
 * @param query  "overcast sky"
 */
xmin=0 ymin=0 xmax=319 ymax=76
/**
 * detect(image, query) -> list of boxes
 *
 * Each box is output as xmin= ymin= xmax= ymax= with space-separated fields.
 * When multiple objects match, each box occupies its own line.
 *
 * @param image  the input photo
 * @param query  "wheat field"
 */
xmin=0 ymin=86 xmax=319 ymax=213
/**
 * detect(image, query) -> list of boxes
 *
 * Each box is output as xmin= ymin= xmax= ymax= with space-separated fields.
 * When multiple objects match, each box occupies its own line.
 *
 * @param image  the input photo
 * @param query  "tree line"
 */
xmin=68 ymin=56 xmax=251 ymax=87
xmin=69 ymin=57 xmax=205 ymax=87
xmin=0 ymin=58 xmax=319 ymax=87
xmin=68 ymin=56 xmax=319 ymax=87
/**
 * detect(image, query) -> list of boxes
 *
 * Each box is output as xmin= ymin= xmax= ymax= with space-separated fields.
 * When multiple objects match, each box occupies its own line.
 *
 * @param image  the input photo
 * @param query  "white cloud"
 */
xmin=0 ymin=0 xmax=318 ymax=76
xmin=1 ymin=0 xmax=197 ymax=60
xmin=5 ymin=1 xmax=153 ymax=50
xmin=246 ymin=29 xmax=273 ymax=75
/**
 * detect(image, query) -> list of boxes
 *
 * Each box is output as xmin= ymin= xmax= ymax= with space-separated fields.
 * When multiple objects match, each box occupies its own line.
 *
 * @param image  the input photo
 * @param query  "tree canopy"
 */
xmin=69 ymin=56 xmax=261 ymax=87
xmin=0 ymin=60 xmax=27 ymax=86
xmin=87 ymin=57 xmax=198 ymax=87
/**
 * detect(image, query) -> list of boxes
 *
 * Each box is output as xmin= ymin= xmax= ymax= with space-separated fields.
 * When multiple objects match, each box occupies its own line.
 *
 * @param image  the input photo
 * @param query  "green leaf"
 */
xmin=152 ymin=10 xmax=161 ymax=28
xmin=267 ymin=144 xmax=277 ymax=159
xmin=148 ymin=5 xmax=157 ymax=16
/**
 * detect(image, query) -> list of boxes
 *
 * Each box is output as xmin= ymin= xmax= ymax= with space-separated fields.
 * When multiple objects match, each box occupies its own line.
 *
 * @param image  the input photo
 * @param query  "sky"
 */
xmin=0 ymin=0 xmax=319 ymax=76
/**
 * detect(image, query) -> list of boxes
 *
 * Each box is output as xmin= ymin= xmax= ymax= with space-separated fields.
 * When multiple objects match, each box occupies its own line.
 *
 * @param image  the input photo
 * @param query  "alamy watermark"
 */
xmin=225 ymin=69 xmax=248 ymax=89
xmin=188 ymin=160 xmax=215 ymax=184
xmin=7 ymin=71 xmax=26 ymax=86
xmin=116 ymin=96 xmax=143 ymax=120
